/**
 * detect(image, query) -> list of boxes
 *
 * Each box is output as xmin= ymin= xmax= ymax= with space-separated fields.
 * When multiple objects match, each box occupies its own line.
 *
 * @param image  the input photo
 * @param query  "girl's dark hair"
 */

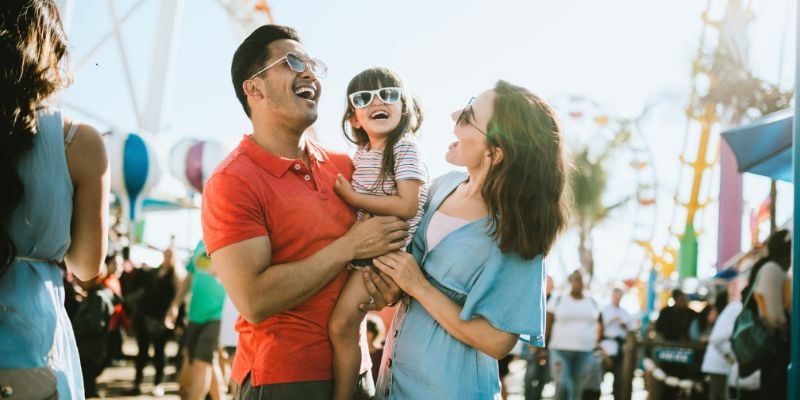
xmin=482 ymin=80 xmax=569 ymax=259
xmin=743 ymin=229 xmax=791 ymax=300
xmin=0 ymin=0 xmax=71 ymax=275
xmin=341 ymin=67 xmax=423 ymax=193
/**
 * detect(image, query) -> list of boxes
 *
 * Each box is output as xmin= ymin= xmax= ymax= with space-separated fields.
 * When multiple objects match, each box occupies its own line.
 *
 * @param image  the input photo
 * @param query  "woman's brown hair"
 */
xmin=482 ymin=80 xmax=568 ymax=259
xmin=0 ymin=0 xmax=71 ymax=274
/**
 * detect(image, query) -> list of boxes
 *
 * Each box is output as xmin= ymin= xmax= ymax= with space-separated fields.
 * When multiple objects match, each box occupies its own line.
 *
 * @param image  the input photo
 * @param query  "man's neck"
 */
xmin=251 ymin=113 xmax=308 ymax=160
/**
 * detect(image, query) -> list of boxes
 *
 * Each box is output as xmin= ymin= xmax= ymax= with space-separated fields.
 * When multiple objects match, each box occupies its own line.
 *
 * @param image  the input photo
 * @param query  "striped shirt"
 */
xmin=352 ymin=134 xmax=429 ymax=243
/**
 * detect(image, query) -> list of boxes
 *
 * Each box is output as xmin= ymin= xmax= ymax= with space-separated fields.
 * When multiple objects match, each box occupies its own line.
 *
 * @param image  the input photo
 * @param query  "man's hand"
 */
xmin=359 ymin=266 xmax=403 ymax=311
xmin=164 ymin=305 xmax=179 ymax=330
xmin=343 ymin=215 xmax=409 ymax=260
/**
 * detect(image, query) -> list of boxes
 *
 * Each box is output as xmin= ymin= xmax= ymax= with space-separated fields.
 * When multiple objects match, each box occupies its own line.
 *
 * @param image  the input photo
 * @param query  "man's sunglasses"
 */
xmin=456 ymin=97 xmax=488 ymax=136
xmin=348 ymin=87 xmax=402 ymax=109
xmin=249 ymin=52 xmax=327 ymax=80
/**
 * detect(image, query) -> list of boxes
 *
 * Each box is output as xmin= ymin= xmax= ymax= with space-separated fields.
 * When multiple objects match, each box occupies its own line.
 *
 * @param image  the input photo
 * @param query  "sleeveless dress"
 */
xmin=0 ymin=109 xmax=84 ymax=399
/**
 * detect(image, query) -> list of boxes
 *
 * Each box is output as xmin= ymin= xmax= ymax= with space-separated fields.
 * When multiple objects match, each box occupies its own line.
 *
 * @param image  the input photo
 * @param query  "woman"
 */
xmin=0 ymin=1 xmax=110 ymax=398
xmin=743 ymin=229 xmax=791 ymax=399
xmin=545 ymin=271 xmax=602 ymax=400
xmin=372 ymin=81 xmax=568 ymax=399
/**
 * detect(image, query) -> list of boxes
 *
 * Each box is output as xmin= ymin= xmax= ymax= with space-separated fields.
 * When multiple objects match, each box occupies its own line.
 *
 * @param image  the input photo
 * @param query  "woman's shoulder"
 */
xmin=64 ymin=120 xmax=107 ymax=177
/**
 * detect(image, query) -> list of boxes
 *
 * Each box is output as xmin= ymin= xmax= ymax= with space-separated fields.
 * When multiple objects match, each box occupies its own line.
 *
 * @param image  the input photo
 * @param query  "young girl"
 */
xmin=329 ymin=67 xmax=428 ymax=400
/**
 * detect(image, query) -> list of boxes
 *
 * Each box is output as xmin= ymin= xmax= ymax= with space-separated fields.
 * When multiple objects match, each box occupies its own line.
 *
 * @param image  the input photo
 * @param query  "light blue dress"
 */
xmin=375 ymin=171 xmax=547 ymax=399
xmin=0 ymin=109 xmax=84 ymax=399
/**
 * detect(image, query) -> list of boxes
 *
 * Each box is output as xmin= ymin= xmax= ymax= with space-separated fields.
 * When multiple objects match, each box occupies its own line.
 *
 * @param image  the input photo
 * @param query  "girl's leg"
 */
xmin=329 ymin=270 xmax=371 ymax=400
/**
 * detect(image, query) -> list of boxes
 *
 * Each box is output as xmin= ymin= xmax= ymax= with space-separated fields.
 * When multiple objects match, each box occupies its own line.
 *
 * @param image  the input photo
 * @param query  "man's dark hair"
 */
xmin=671 ymin=289 xmax=684 ymax=300
xmin=231 ymin=25 xmax=301 ymax=117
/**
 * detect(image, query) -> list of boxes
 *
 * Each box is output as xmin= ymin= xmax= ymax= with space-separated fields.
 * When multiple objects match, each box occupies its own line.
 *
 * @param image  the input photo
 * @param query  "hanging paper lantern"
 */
xmin=169 ymin=139 xmax=227 ymax=193
xmin=105 ymin=131 xmax=161 ymax=222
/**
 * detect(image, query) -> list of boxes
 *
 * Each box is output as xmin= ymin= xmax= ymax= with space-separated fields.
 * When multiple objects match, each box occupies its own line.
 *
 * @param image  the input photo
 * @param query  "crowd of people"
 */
xmin=0 ymin=1 xmax=793 ymax=400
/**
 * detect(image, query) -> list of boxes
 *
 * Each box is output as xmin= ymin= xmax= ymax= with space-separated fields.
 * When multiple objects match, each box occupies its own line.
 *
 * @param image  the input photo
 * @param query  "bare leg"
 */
xmin=209 ymin=353 xmax=226 ymax=400
xmin=329 ymin=270 xmax=370 ymax=400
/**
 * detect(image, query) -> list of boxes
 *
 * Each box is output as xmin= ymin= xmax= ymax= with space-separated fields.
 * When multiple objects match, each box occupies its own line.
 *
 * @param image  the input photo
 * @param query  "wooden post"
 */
xmin=620 ymin=330 xmax=637 ymax=400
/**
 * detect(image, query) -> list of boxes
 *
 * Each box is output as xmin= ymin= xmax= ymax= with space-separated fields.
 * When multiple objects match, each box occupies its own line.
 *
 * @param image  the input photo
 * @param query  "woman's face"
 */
xmin=446 ymin=89 xmax=495 ymax=168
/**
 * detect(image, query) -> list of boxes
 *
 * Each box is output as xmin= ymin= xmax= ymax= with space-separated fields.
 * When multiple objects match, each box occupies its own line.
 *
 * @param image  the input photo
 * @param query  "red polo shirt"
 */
xmin=201 ymin=135 xmax=357 ymax=386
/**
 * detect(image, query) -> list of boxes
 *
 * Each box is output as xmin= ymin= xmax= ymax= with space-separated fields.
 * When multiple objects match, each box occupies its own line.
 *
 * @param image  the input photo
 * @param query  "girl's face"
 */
xmin=446 ymin=89 xmax=495 ymax=168
xmin=350 ymin=86 xmax=403 ymax=142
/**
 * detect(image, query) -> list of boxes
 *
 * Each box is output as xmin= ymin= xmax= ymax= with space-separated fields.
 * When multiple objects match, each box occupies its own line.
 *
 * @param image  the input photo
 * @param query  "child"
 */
xmin=329 ymin=67 xmax=428 ymax=400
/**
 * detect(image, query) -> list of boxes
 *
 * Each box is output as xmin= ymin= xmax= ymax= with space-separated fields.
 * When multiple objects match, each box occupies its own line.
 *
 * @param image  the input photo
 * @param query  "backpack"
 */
xmin=730 ymin=273 xmax=776 ymax=377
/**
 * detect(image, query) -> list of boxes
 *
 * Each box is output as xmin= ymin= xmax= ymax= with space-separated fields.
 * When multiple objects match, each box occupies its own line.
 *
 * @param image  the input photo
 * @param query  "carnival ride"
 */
xmin=57 ymin=0 xmax=275 ymax=239
xmin=551 ymin=96 xmax=658 ymax=285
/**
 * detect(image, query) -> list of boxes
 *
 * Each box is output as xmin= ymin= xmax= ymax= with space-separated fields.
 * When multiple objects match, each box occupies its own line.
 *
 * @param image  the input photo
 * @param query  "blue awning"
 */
xmin=721 ymin=108 xmax=793 ymax=182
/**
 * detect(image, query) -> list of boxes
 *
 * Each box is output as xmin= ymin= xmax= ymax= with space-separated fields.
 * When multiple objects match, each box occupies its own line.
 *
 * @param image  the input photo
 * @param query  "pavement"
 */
xmin=93 ymin=338 xmax=648 ymax=399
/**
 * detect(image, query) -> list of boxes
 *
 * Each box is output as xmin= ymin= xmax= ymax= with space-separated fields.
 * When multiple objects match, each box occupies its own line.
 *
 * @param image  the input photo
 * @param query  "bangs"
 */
xmin=347 ymin=68 xmax=404 ymax=94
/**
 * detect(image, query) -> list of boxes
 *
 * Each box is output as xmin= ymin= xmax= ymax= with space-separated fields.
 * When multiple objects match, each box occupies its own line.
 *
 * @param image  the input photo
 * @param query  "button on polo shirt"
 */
xmin=202 ymin=135 xmax=358 ymax=386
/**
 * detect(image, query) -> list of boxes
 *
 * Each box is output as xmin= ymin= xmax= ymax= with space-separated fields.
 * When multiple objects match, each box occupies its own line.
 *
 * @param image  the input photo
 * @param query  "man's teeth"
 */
xmin=294 ymin=86 xmax=315 ymax=100
xmin=370 ymin=111 xmax=389 ymax=119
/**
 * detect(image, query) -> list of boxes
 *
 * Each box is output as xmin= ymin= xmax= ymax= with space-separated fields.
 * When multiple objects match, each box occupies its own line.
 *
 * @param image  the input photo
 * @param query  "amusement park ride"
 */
xmin=56 ymin=0 xmax=278 ymax=238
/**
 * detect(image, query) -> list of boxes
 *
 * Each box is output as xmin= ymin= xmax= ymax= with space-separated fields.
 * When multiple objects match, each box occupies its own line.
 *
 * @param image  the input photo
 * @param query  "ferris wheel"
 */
xmin=56 ymin=0 xmax=273 ymax=135
xmin=53 ymin=0 xmax=276 ymax=240
xmin=550 ymin=95 xmax=659 ymax=284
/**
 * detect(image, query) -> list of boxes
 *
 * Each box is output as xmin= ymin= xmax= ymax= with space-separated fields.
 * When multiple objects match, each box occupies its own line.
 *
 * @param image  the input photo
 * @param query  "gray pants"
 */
xmin=236 ymin=371 xmax=375 ymax=400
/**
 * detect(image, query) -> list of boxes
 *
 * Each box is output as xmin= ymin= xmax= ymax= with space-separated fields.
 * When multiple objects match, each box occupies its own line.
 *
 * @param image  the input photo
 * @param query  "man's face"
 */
xmin=247 ymin=39 xmax=322 ymax=131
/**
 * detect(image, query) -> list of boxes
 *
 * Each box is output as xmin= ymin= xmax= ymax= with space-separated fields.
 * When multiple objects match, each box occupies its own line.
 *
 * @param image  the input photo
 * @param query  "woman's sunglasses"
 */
xmin=348 ymin=87 xmax=402 ymax=108
xmin=249 ymin=52 xmax=327 ymax=80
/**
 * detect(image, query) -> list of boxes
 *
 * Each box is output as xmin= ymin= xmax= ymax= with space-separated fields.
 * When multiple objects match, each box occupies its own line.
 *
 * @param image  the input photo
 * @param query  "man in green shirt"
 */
xmin=168 ymin=241 xmax=227 ymax=399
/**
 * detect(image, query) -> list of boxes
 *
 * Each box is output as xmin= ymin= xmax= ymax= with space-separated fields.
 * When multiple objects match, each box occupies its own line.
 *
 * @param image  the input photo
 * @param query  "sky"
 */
xmin=57 ymin=0 xmax=796 ymax=301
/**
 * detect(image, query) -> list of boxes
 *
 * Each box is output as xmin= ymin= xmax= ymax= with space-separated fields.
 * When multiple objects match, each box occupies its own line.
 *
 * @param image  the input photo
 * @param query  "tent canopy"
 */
xmin=721 ymin=108 xmax=793 ymax=182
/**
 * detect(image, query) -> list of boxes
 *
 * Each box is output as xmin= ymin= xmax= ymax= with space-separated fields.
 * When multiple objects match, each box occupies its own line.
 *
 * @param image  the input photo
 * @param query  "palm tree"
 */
xmin=569 ymin=127 xmax=631 ymax=281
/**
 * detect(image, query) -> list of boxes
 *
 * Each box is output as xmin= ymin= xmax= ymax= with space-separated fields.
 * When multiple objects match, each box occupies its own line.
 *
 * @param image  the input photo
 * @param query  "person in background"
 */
xmin=72 ymin=265 xmax=115 ymax=398
xmin=701 ymin=292 xmax=760 ymax=400
xmin=546 ymin=270 xmax=602 ymax=400
xmin=524 ymin=275 xmax=553 ymax=400
xmin=745 ymin=229 xmax=791 ymax=400
xmin=655 ymin=289 xmax=697 ymax=341
xmin=600 ymin=287 xmax=634 ymax=399
xmin=0 ymin=1 xmax=110 ymax=398
xmin=129 ymin=248 xmax=180 ymax=396
xmin=168 ymin=241 xmax=227 ymax=400
xmin=218 ymin=294 xmax=239 ymax=398
xmin=689 ymin=303 xmax=717 ymax=343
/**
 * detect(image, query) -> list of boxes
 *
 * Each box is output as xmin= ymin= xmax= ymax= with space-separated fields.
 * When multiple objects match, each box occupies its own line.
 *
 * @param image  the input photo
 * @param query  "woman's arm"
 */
xmin=64 ymin=122 xmax=110 ymax=281
xmin=374 ymin=251 xmax=519 ymax=359
xmin=334 ymin=175 xmax=422 ymax=220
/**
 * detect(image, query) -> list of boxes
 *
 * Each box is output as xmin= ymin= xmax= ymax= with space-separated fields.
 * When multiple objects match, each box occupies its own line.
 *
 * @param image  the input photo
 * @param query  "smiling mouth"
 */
xmin=370 ymin=110 xmax=389 ymax=120
xmin=294 ymin=86 xmax=316 ymax=101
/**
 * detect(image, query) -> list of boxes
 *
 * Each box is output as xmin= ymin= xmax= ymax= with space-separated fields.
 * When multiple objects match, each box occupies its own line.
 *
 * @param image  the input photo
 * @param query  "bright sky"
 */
xmin=58 ymin=0 xmax=796 ymax=300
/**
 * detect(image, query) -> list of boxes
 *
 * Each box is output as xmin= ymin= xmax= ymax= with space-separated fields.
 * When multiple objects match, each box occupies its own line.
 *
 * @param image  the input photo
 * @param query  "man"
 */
xmin=654 ymin=289 xmax=697 ymax=399
xmin=167 ymin=241 xmax=226 ymax=400
xmin=600 ymin=288 xmax=633 ymax=399
xmin=655 ymin=289 xmax=696 ymax=341
xmin=201 ymin=25 xmax=408 ymax=399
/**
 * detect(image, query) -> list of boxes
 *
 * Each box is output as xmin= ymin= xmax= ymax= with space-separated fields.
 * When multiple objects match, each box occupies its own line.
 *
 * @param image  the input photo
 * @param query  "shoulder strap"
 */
xmin=64 ymin=120 xmax=79 ymax=145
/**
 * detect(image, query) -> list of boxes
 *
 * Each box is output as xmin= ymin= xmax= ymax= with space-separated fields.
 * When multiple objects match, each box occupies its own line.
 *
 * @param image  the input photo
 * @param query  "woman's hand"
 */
xmin=373 ymin=251 xmax=431 ymax=298
xmin=333 ymin=174 xmax=357 ymax=204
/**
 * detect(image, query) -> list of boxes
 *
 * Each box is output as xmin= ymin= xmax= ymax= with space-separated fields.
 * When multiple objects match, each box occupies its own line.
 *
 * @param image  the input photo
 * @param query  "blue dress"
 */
xmin=375 ymin=171 xmax=547 ymax=399
xmin=0 ymin=109 xmax=84 ymax=399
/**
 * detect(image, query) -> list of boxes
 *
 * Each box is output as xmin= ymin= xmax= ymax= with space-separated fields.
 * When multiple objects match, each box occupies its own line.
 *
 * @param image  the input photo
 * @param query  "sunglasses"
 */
xmin=456 ymin=97 xmax=488 ymax=136
xmin=249 ymin=52 xmax=327 ymax=80
xmin=348 ymin=87 xmax=402 ymax=109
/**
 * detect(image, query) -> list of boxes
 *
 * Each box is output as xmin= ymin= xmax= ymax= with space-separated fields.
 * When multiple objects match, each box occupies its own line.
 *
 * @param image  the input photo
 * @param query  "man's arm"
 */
xmin=211 ymin=216 xmax=409 ymax=324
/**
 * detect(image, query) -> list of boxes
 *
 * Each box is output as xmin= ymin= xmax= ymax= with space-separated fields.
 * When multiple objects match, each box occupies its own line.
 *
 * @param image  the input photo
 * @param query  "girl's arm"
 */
xmin=373 ymin=251 xmax=518 ymax=359
xmin=334 ymin=174 xmax=421 ymax=220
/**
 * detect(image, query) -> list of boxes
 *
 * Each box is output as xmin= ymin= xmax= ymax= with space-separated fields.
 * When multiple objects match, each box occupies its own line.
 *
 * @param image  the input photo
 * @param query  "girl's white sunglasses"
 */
xmin=348 ymin=87 xmax=402 ymax=108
